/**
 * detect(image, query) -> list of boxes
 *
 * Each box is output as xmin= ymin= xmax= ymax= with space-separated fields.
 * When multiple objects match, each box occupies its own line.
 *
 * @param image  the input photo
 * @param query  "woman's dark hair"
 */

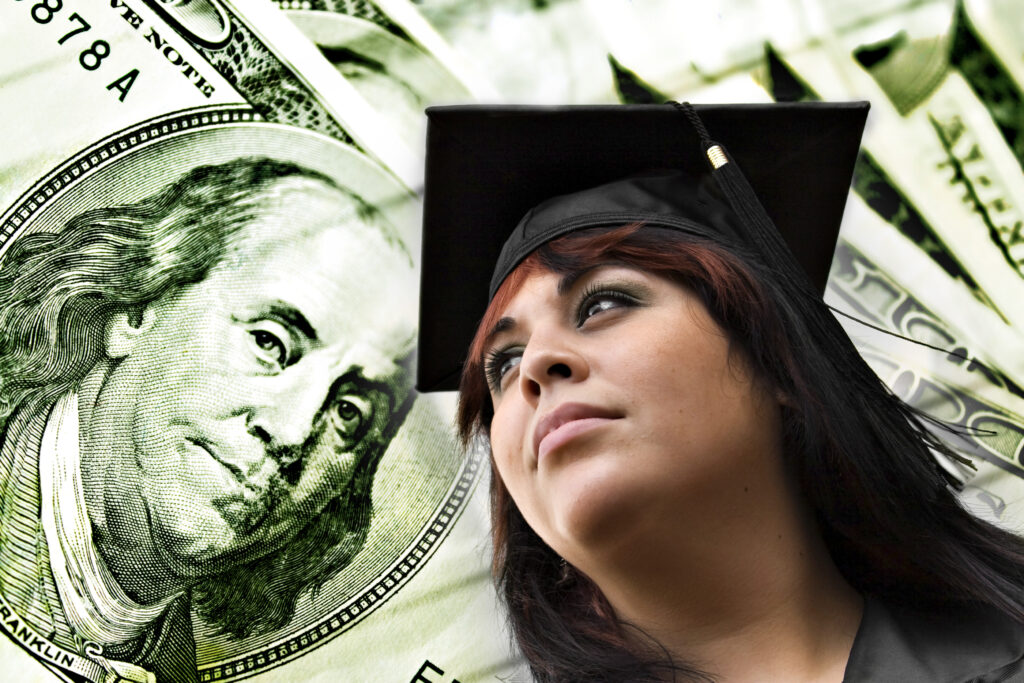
xmin=457 ymin=223 xmax=1024 ymax=682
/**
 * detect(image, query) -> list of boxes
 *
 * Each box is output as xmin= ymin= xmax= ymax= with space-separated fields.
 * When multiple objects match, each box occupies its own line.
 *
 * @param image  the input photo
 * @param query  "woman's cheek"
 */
xmin=490 ymin=408 xmax=529 ymax=489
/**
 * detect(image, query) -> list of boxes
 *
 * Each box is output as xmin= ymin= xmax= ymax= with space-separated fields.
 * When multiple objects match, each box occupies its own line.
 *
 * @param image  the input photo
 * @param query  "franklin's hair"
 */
xmin=0 ymin=157 xmax=412 ymax=638
xmin=458 ymin=224 xmax=1024 ymax=683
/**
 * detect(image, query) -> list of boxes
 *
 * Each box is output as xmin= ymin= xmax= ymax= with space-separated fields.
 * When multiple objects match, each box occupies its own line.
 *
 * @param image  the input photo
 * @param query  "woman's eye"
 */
xmin=584 ymin=298 xmax=618 ymax=319
xmin=485 ymin=349 xmax=522 ymax=390
xmin=577 ymin=289 xmax=637 ymax=326
xmin=247 ymin=322 xmax=293 ymax=367
xmin=335 ymin=395 xmax=371 ymax=439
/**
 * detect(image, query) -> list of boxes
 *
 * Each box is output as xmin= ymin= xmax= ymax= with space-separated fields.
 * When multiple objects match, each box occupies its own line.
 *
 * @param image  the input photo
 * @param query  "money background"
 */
xmin=2 ymin=0 xmax=1024 ymax=681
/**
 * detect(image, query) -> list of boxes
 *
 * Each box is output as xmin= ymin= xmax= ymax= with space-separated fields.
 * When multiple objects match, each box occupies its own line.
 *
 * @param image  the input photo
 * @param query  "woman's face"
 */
xmin=484 ymin=264 xmax=784 ymax=567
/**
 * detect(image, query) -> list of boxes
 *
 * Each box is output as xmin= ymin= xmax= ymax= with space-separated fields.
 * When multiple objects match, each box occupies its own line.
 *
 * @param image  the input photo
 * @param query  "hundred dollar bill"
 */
xmin=923 ymin=73 xmax=1024 ymax=279
xmin=0 ymin=1 xmax=521 ymax=682
xmin=413 ymin=0 xmax=619 ymax=102
xmin=276 ymin=0 xmax=495 ymax=97
xmin=583 ymin=0 xmax=976 ymax=104
xmin=828 ymin=194 xmax=1024 ymax=389
xmin=0 ymin=0 xmax=421 ymax=193
xmin=760 ymin=45 xmax=998 ymax=316
xmin=826 ymin=205 xmax=1024 ymax=530
xmin=775 ymin=41 xmax=1024 ymax=329
xmin=849 ymin=11 xmax=1024 ymax=285
xmin=281 ymin=0 xmax=490 ymax=156
xmin=583 ymin=0 xmax=767 ymax=99
xmin=853 ymin=341 xmax=1024 ymax=533
xmin=956 ymin=0 xmax=1024 ymax=164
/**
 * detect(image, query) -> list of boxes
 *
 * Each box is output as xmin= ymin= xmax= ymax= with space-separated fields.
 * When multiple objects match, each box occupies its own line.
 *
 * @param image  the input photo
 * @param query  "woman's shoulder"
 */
xmin=843 ymin=595 xmax=1024 ymax=682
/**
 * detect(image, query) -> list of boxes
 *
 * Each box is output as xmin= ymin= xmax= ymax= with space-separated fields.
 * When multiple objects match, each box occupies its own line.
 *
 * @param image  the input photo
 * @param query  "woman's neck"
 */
xmin=576 ymin=474 xmax=863 ymax=682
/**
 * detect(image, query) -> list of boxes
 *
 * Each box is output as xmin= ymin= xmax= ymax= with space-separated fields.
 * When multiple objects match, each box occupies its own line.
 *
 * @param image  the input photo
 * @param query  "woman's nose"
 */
xmin=518 ymin=330 xmax=589 ymax=403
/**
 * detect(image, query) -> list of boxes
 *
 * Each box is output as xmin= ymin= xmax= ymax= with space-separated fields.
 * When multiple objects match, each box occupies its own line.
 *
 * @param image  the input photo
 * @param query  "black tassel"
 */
xmin=670 ymin=101 xmax=811 ymax=289
xmin=707 ymin=144 xmax=804 ymax=280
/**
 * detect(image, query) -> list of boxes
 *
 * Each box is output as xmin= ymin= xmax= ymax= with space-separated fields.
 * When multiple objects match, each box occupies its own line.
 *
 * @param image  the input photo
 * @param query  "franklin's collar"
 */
xmin=39 ymin=391 xmax=176 ymax=647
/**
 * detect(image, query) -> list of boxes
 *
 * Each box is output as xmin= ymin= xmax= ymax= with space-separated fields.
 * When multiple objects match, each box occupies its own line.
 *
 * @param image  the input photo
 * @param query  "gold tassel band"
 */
xmin=706 ymin=145 xmax=728 ymax=169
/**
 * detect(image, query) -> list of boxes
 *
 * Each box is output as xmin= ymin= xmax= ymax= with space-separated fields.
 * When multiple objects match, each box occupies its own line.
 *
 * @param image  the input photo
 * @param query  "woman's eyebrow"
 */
xmin=483 ymin=272 xmax=587 ymax=348
xmin=557 ymin=271 xmax=587 ymax=296
xmin=482 ymin=316 xmax=517 ymax=350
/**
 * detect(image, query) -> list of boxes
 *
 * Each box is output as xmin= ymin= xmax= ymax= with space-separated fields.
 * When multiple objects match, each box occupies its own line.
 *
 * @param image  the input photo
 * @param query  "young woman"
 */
xmin=417 ymin=103 xmax=1024 ymax=682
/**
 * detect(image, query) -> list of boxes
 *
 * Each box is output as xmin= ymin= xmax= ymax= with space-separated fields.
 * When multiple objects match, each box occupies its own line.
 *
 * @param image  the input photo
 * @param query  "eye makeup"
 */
xmin=481 ymin=269 xmax=654 ymax=394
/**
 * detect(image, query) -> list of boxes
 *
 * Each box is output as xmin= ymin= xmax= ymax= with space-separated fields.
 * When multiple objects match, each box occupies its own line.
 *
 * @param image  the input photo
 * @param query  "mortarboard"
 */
xmin=416 ymin=102 xmax=869 ymax=392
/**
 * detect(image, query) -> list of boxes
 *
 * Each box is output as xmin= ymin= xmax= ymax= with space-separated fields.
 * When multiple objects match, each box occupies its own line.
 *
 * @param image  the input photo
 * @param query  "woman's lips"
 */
xmin=534 ymin=403 xmax=621 ymax=462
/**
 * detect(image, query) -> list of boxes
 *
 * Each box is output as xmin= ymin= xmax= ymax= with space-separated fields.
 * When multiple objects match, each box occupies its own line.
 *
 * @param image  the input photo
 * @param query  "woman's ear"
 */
xmin=105 ymin=307 xmax=156 ymax=358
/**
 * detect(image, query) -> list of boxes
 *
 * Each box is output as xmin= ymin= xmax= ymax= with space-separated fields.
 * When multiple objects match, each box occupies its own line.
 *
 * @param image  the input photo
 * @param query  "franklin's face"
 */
xmin=84 ymin=184 xmax=416 ymax=577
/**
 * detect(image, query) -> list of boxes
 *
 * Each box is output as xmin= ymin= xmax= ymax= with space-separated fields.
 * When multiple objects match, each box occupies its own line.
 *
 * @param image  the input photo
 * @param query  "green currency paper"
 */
xmin=0 ymin=0 xmax=519 ymax=681
xmin=4 ymin=0 xmax=1024 ymax=681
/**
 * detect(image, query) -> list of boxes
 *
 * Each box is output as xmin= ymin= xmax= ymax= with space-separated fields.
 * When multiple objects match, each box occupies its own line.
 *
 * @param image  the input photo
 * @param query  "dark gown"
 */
xmin=844 ymin=597 xmax=1024 ymax=682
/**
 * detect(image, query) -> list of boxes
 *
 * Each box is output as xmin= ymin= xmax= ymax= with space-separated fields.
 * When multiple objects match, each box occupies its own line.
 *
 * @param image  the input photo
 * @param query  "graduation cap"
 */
xmin=416 ymin=102 xmax=869 ymax=392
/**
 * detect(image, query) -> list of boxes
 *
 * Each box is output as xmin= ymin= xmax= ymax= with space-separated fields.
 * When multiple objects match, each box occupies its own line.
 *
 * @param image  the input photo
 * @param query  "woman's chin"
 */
xmin=539 ymin=457 xmax=651 ymax=560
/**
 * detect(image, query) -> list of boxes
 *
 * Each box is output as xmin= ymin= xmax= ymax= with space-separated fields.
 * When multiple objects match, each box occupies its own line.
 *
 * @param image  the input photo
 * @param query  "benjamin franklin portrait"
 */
xmin=0 ymin=156 xmax=419 ymax=681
